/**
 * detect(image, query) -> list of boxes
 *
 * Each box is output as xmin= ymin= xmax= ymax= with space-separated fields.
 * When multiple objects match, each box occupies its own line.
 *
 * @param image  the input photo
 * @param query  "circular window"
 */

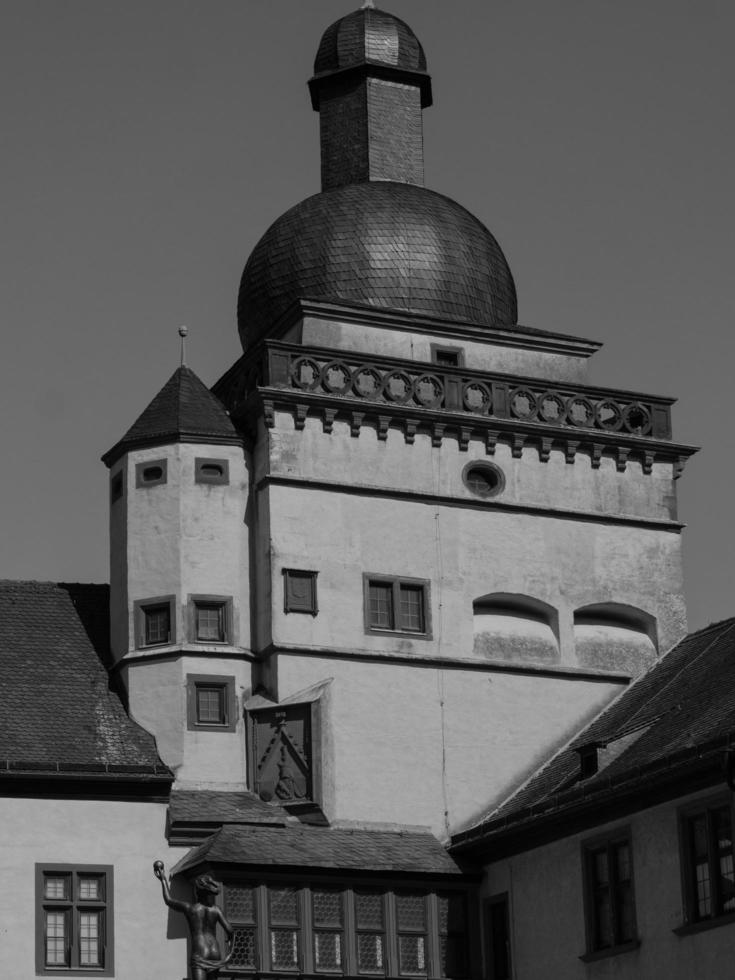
xmin=462 ymin=462 xmax=505 ymax=498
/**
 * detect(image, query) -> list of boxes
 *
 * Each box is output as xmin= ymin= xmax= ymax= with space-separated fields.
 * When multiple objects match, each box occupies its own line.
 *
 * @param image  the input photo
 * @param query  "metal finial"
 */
xmin=178 ymin=325 xmax=188 ymax=367
xmin=362 ymin=0 xmax=375 ymax=8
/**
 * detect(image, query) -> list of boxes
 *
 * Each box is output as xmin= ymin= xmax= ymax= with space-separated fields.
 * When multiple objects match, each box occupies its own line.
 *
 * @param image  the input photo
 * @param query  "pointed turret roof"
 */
xmin=102 ymin=366 xmax=240 ymax=466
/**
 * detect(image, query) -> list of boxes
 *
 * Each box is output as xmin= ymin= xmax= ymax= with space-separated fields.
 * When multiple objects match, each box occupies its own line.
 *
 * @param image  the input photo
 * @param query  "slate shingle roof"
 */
xmin=173 ymin=823 xmax=469 ymax=878
xmin=453 ymin=617 xmax=735 ymax=852
xmin=237 ymin=182 xmax=518 ymax=350
xmin=169 ymin=791 xmax=288 ymax=836
xmin=0 ymin=581 xmax=169 ymax=778
xmin=102 ymin=366 xmax=240 ymax=466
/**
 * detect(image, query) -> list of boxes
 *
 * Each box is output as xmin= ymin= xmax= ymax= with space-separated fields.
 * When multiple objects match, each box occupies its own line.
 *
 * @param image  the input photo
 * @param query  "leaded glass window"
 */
xmin=396 ymin=893 xmax=427 ymax=976
xmin=269 ymin=887 xmax=300 ymax=971
xmin=355 ymin=891 xmax=385 ymax=974
xmin=226 ymin=885 xmax=257 ymax=970
xmin=312 ymin=890 xmax=344 ymax=972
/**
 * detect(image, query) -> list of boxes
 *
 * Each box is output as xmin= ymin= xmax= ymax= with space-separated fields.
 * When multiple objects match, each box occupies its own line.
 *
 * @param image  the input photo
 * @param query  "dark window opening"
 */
xmin=187 ymin=674 xmax=236 ymax=732
xmin=431 ymin=345 xmax=464 ymax=368
xmin=196 ymin=602 xmax=226 ymax=642
xmin=110 ymin=472 xmax=123 ymax=504
xmin=583 ymin=834 xmax=637 ymax=953
xmin=36 ymin=865 xmax=113 ymax=976
xmin=462 ymin=462 xmax=504 ymax=499
xmin=683 ymin=801 xmax=735 ymax=923
xmin=365 ymin=577 xmax=430 ymax=636
xmin=144 ymin=605 xmax=170 ymax=646
xmin=195 ymin=457 xmax=229 ymax=485
xmin=485 ymin=894 xmax=511 ymax=980
xmin=135 ymin=458 xmax=167 ymax=488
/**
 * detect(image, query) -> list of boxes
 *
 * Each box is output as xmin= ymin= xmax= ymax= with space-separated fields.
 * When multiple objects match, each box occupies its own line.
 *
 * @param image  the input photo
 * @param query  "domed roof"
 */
xmin=314 ymin=6 xmax=427 ymax=77
xmin=237 ymin=181 xmax=518 ymax=350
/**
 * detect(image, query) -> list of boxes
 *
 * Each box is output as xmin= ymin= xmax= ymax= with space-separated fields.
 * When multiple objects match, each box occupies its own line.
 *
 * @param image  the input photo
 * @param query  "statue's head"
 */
xmin=194 ymin=874 xmax=220 ymax=901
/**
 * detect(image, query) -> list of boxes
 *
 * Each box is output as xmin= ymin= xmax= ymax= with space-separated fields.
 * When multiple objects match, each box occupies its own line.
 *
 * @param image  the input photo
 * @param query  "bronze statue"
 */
xmin=153 ymin=861 xmax=234 ymax=980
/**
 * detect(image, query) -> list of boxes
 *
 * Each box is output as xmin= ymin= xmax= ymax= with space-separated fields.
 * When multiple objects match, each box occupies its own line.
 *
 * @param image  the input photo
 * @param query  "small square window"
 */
xmin=283 ymin=569 xmax=318 ymax=616
xmin=187 ymin=674 xmax=237 ymax=732
xmin=135 ymin=458 xmax=167 ymax=488
xmin=582 ymin=830 xmax=638 ymax=957
xmin=188 ymin=596 xmax=233 ymax=645
xmin=431 ymin=345 xmax=464 ymax=368
xmin=134 ymin=596 xmax=176 ymax=650
xmin=36 ymin=865 xmax=113 ymax=976
xmin=364 ymin=576 xmax=430 ymax=637
xmin=195 ymin=457 xmax=230 ymax=485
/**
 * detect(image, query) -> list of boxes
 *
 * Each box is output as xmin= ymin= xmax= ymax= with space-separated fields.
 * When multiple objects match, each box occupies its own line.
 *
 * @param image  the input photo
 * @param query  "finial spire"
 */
xmin=361 ymin=0 xmax=375 ymax=8
xmin=178 ymin=325 xmax=188 ymax=367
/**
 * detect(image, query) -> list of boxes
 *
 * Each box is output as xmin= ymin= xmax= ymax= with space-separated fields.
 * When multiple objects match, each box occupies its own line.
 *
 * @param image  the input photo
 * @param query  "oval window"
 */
xmin=143 ymin=465 xmax=163 ymax=483
xmin=200 ymin=464 xmax=223 ymax=478
xmin=462 ymin=462 xmax=504 ymax=498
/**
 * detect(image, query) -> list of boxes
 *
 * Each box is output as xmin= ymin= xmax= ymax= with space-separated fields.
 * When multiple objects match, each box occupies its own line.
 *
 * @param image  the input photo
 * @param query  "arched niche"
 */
xmin=573 ymin=602 xmax=657 ymax=676
xmin=472 ymin=593 xmax=560 ymax=665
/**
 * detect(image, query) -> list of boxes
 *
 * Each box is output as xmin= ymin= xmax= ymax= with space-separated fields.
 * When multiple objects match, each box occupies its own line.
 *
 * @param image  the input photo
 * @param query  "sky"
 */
xmin=1 ymin=0 xmax=733 ymax=632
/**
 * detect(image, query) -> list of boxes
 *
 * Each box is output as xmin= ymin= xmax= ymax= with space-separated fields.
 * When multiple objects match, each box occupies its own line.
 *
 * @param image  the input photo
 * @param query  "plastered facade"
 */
xmin=482 ymin=788 xmax=735 ymax=979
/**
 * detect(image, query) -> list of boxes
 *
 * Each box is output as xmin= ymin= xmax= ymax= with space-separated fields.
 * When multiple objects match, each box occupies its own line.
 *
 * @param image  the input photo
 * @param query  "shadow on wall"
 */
xmin=472 ymin=594 xmax=560 ymax=665
xmin=574 ymin=603 xmax=657 ymax=677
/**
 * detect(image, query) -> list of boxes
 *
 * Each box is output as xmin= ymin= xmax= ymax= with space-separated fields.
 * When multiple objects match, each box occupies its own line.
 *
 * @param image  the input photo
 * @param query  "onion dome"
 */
xmin=312 ymin=5 xmax=432 ymax=107
xmin=238 ymin=182 xmax=517 ymax=350
xmin=236 ymin=5 xmax=518 ymax=350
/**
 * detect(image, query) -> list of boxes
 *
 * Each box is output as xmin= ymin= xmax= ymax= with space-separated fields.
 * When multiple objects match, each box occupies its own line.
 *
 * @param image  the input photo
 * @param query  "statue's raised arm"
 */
xmin=153 ymin=861 xmax=234 ymax=980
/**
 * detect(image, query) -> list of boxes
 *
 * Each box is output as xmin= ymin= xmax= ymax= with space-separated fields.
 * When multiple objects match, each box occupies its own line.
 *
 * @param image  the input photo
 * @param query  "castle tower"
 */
xmin=212 ymin=5 xmax=696 ymax=835
xmin=103 ymin=365 xmax=252 ymax=786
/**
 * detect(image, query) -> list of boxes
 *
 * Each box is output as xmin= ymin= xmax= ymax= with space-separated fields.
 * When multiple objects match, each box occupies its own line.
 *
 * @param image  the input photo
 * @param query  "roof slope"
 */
xmin=173 ymin=824 xmax=469 ymax=878
xmin=0 ymin=581 xmax=168 ymax=775
xmin=102 ymin=366 xmax=239 ymax=466
xmin=454 ymin=617 xmax=735 ymax=849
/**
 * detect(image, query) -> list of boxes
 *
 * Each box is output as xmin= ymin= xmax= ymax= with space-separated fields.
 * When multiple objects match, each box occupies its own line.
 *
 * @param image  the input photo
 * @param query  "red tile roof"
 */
xmin=0 ymin=581 xmax=169 ymax=779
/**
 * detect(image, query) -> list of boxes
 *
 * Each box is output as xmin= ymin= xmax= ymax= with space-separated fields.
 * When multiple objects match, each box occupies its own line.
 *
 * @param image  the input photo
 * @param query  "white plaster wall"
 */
xmin=483 ymin=790 xmax=735 ymax=979
xmin=0 ymin=797 xmax=190 ymax=980
xmin=298 ymin=315 xmax=592 ymax=383
xmin=111 ymin=442 xmax=250 ymax=662
xmin=275 ymin=654 xmax=622 ymax=836
xmin=264 ymin=477 xmax=686 ymax=666
xmin=268 ymin=415 xmax=677 ymax=523
xmin=122 ymin=655 xmax=253 ymax=786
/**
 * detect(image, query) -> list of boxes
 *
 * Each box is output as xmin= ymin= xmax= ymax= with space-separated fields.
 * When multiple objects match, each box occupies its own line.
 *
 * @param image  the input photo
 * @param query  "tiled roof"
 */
xmin=102 ymin=366 xmax=240 ymax=466
xmin=453 ymin=617 xmax=735 ymax=850
xmin=237 ymin=182 xmax=518 ymax=350
xmin=169 ymin=790 xmax=288 ymax=831
xmin=314 ymin=8 xmax=428 ymax=77
xmin=173 ymin=824 xmax=469 ymax=878
xmin=0 ymin=581 xmax=169 ymax=778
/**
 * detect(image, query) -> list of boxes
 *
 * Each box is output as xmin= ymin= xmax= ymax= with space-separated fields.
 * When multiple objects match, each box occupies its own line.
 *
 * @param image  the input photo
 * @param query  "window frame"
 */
xmin=580 ymin=827 xmax=639 ymax=961
xmin=483 ymin=893 xmax=512 ymax=980
xmin=430 ymin=344 xmax=465 ymax=369
xmin=35 ymin=864 xmax=114 ymax=976
xmin=677 ymin=795 xmax=735 ymax=933
xmin=187 ymin=594 xmax=234 ymax=646
xmin=187 ymin=673 xmax=237 ymax=732
xmin=134 ymin=458 xmax=167 ymax=489
xmin=362 ymin=575 xmax=432 ymax=639
xmin=133 ymin=595 xmax=176 ymax=649
xmin=220 ymin=880 xmax=473 ymax=979
xmin=195 ymin=457 xmax=230 ymax=486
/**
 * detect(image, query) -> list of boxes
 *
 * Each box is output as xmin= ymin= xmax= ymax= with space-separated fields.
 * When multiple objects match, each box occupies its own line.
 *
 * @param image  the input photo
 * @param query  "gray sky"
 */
xmin=1 ymin=1 xmax=733 ymax=632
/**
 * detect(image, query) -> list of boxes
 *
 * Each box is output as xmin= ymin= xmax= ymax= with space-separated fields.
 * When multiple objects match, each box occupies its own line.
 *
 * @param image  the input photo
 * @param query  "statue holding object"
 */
xmin=153 ymin=861 xmax=234 ymax=980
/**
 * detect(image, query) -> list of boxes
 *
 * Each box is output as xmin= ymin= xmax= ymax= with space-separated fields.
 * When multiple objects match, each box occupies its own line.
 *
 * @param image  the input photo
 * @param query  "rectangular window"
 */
xmin=187 ymin=674 xmax=237 ymax=732
xmin=36 ymin=865 xmax=113 ymax=976
xmin=354 ymin=891 xmax=385 ymax=974
xmin=312 ymin=889 xmax=344 ymax=972
xmin=134 ymin=596 xmax=175 ymax=649
xmin=269 ymin=887 xmax=300 ymax=972
xmin=681 ymin=800 xmax=735 ymax=923
xmin=395 ymin=893 xmax=428 ymax=976
xmin=226 ymin=885 xmax=257 ymax=971
xmin=430 ymin=345 xmax=464 ymax=368
xmin=484 ymin=894 xmax=511 ymax=980
xmin=364 ymin=577 xmax=430 ymax=637
xmin=437 ymin=893 xmax=467 ymax=978
xmin=583 ymin=832 xmax=637 ymax=955
xmin=188 ymin=595 xmax=233 ymax=645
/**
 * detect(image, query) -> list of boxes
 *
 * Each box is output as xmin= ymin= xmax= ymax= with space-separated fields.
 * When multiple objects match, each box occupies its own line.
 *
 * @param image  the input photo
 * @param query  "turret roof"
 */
xmin=102 ymin=365 xmax=240 ymax=466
